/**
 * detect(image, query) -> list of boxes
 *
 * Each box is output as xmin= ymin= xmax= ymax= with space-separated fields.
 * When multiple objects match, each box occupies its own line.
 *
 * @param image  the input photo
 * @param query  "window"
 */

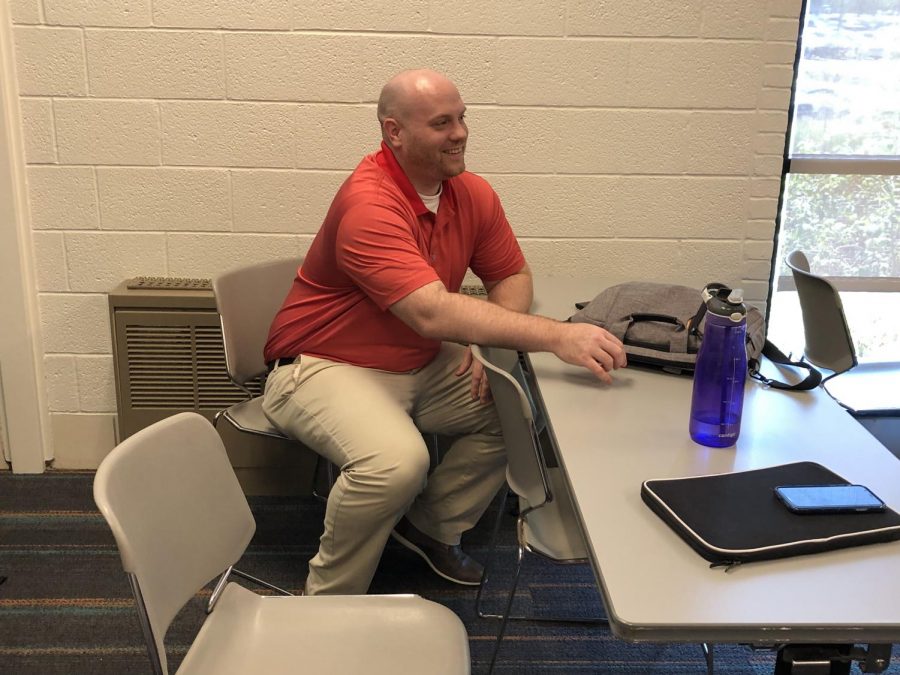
xmin=769 ymin=0 xmax=900 ymax=361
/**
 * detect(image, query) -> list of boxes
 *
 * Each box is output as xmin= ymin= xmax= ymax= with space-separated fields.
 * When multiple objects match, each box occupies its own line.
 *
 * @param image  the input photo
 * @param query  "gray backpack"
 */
xmin=569 ymin=282 xmax=820 ymax=391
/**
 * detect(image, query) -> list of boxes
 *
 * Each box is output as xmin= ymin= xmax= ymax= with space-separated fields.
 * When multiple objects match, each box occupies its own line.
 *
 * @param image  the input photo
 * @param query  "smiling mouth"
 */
xmin=444 ymin=147 xmax=465 ymax=156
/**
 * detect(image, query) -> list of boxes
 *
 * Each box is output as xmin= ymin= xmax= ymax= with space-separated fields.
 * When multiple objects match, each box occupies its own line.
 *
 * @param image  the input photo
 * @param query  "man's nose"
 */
xmin=449 ymin=120 xmax=467 ymax=140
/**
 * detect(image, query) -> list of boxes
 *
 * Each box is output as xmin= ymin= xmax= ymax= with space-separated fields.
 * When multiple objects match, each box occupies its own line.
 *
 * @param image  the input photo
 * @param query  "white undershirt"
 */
xmin=417 ymin=184 xmax=442 ymax=214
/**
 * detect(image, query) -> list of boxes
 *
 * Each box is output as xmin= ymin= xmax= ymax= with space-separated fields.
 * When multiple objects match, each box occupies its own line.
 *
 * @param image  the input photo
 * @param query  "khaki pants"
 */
xmin=262 ymin=342 xmax=507 ymax=595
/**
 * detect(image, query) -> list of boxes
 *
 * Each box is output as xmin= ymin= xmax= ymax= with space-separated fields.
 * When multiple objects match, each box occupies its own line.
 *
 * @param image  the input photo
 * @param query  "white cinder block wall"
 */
xmin=7 ymin=0 xmax=801 ymax=467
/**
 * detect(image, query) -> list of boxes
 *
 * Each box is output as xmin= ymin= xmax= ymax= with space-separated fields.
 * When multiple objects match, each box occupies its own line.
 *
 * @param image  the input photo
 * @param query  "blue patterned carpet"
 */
xmin=0 ymin=470 xmax=896 ymax=674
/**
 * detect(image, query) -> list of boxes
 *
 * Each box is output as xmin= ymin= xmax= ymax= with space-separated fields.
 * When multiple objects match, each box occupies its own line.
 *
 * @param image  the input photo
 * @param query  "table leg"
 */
xmin=774 ymin=644 xmax=892 ymax=674
xmin=774 ymin=645 xmax=851 ymax=674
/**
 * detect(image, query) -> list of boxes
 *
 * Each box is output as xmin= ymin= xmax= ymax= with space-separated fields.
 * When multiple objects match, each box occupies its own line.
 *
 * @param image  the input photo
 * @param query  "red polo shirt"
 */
xmin=264 ymin=142 xmax=525 ymax=371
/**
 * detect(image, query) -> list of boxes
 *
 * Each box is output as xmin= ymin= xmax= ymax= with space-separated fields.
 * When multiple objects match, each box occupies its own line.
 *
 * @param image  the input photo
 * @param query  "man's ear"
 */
xmin=383 ymin=118 xmax=402 ymax=148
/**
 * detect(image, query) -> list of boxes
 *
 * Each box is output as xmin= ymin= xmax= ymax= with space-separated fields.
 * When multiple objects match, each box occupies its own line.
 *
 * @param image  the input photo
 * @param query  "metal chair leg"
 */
xmin=702 ymin=642 xmax=714 ymax=675
xmin=229 ymin=567 xmax=293 ymax=596
xmin=477 ymin=503 xmax=608 ymax=625
xmin=428 ymin=432 xmax=441 ymax=469
xmin=128 ymin=574 xmax=164 ymax=675
xmin=312 ymin=455 xmax=336 ymax=502
xmin=208 ymin=565 xmax=295 ymax=616
xmin=486 ymin=541 xmax=525 ymax=675
xmin=207 ymin=566 xmax=233 ymax=613
xmin=475 ymin=487 xmax=511 ymax=619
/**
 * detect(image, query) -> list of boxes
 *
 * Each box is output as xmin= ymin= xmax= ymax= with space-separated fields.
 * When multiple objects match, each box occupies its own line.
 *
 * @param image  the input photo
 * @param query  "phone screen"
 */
xmin=775 ymin=484 xmax=886 ymax=513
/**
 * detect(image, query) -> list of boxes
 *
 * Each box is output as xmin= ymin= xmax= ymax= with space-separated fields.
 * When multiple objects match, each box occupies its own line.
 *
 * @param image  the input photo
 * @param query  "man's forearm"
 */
xmin=484 ymin=268 xmax=533 ymax=314
xmin=391 ymin=278 xmax=627 ymax=383
xmin=393 ymin=280 xmax=562 ymax=353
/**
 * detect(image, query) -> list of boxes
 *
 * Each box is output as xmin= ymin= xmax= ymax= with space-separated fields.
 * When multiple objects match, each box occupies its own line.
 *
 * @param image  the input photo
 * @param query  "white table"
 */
xmin=527 ymin=277 xmax=900 ymax=652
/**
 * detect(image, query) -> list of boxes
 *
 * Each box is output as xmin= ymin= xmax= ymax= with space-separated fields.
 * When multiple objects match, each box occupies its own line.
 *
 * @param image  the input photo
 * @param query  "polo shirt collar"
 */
xmin=376 ymin=141 xmax=431 ymax=217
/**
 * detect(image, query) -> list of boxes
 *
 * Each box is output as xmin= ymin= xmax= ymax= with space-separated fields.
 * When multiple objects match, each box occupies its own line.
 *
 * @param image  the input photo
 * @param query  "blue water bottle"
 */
xmin=689 ymin=285 xmax=748 ymax=448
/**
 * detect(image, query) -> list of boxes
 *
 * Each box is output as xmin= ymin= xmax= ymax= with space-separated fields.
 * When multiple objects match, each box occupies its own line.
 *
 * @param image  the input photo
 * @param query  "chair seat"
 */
xmin=221 ymin=397 xmax=287 ymax=438
xmin=521 ymin=467 xmax=589 ymax=561
xmin=824 ymin=362 xmax=900 ymax=415
xmin=178 ymin=584 xmax=470 ymax=675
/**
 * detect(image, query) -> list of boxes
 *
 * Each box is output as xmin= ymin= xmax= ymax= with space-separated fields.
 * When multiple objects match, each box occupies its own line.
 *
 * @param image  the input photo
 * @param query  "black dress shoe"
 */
xmin=391 ymin=517 xmax=484 ymax=586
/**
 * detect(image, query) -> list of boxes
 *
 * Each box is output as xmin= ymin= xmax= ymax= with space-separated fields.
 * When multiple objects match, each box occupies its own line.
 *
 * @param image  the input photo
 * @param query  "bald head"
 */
xmin=375 ymin=68 xmax=468 ymax=194
xmin=377 ymin=69 xmax=460 ymax=127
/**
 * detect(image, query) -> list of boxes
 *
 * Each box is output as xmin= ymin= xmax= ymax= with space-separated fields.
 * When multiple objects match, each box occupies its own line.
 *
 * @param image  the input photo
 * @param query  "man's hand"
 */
xmin=552 ymin=323 xmax=627 ymax=385
xmin=454 ymin=346 xmax=492 ymax=403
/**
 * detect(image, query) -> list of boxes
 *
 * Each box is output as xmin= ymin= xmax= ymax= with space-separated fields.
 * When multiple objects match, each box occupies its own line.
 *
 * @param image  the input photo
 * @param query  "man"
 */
xmin=263 ymin=69 xmax=626 ymax=596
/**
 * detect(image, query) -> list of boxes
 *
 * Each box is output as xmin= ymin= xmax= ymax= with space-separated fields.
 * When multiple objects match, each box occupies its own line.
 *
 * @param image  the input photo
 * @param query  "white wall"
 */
xmin=6 ymin=0 xmax=801 ymax=466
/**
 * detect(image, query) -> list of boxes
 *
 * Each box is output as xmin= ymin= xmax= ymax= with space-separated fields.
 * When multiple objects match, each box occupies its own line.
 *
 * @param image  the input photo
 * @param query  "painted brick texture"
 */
xmin=7 ymin=0 xmax=800 ymax=459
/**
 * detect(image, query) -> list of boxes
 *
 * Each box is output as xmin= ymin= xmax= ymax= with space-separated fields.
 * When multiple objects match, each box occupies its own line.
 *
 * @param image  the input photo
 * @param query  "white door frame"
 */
xmin=0 ymin=3 xmax=50 ymax=472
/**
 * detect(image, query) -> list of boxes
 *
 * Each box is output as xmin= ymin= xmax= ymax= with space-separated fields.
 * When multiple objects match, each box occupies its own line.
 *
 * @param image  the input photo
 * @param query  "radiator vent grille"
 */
xmin=110 ymin=294 xmax=263 ymax=439
xmin=124 ymin=324 xmax=261 ymax=409
xmin=196 ymin=325 xmax=262 ymax=408
xmin=126 ymin=325 xmax=196 ymax=408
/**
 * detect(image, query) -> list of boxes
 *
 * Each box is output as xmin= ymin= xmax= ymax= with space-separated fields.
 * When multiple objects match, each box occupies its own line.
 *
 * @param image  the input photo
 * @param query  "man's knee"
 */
xmin=347 ymin=439 xmax=431 ymax=508
xmin=387 ymin=451 xmax=431 ymax=500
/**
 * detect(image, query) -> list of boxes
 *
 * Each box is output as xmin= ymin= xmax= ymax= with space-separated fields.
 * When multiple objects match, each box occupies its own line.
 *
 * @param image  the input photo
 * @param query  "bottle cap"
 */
xmin=703 ymin=283 xmax=747 ymax=321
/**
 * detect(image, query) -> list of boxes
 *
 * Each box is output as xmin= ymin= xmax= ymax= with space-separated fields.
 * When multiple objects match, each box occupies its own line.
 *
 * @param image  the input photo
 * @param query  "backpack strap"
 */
xmin=748 ymin=340 xmax=822 ymax=391
xmin=687 ymin=301 xmax=707 ymax=338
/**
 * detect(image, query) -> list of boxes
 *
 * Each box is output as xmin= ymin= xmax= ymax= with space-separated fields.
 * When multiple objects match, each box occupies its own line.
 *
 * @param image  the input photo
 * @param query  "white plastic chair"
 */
xmin=471 ymin=346 xmax=719 ymax=675
xmin=470 ymin=345 xmax=607 ymax=674
xmin=93 ymin=412 xmax=471 ymax=675
xmin=212 ymin=257 xmax=301 ymax=440
xmin=212 ymin=257 xmax=335 ymax=496
xmin=785 ymin=250 xmax=899 ymax=415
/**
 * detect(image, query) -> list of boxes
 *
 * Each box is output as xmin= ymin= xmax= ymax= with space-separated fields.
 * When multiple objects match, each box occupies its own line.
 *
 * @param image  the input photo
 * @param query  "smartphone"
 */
xmin=774 ymin=484 xmax=886 ymax=514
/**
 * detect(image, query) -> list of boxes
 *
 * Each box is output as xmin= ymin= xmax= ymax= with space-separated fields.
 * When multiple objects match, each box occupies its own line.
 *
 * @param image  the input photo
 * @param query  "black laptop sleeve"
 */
xmin=641 ymin=462 xmax=900 ymax=567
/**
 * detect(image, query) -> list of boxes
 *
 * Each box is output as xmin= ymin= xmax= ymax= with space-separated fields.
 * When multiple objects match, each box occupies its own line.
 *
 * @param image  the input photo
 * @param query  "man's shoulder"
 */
xmin=348 ymin=152 xmax=390 ymax=187
xmin=342 ymin=155 xmax=409 ymax=205
xmin=448 ymin=170 xmax=500 ymax=208
xmin=332 ymin=156 xmax=417 ymax=234
xmin=452 ymin=170 xmax=493 ymax=191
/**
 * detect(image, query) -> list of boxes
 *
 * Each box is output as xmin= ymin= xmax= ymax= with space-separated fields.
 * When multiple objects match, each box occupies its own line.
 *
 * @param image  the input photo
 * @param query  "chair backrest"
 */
xmin=785 ymin=250 xmax=857 ymax=373
xmin=471 ymin=345 xmax=551 ymax=508
xmin=213 ymin=257 xmax=302 ymax=384
xmin=93 ymin=412 xmax=256 ymax=675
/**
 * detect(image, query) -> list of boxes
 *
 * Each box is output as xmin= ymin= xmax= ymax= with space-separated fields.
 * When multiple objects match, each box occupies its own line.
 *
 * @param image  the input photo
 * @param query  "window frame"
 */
xmin=774 ymin=1 xmax=900 ymax=296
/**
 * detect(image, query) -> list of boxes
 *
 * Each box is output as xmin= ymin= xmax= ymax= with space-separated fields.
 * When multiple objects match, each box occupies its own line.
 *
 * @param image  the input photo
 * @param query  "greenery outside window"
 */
xmin=770 ymin=0 xmax=900 ymax=360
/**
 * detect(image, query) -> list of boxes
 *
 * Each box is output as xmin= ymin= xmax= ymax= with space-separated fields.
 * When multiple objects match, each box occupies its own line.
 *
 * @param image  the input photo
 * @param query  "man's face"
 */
xmin=394 ymin=84 xmax=468 ymax=192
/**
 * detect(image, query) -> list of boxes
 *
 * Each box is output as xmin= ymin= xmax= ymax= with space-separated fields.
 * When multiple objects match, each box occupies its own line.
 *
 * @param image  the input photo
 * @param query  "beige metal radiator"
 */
xmin=109 ymin=279 xmax=260 ymax=439
xmin=108 ymin=280 xmax=310 ymax=494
